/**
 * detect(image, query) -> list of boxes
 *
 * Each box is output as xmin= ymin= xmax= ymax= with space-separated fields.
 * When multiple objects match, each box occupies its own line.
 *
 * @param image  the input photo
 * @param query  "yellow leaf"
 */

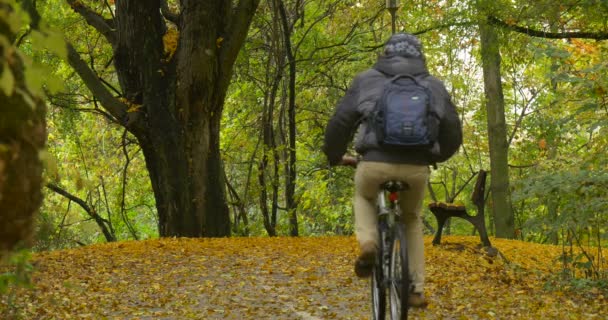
xmin=163 ymin=28 xmax=180 ymax=61
xmin=127 ymin=104 xmax=142 ymax=113
xmin=0 ymin=62 xmax=15 ymax=96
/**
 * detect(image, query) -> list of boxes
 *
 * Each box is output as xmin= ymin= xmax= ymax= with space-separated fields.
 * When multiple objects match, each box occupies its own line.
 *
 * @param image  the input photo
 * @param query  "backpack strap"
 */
xmin=373 ymin=67 xmax=430 ymax=79
xmin=388 ymin=74 xmax=421 ymax=85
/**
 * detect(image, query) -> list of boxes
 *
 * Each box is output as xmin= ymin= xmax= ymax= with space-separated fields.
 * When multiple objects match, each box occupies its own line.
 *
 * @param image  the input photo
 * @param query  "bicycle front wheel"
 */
xmin=389 ymin=224 xmax=409 ymax=320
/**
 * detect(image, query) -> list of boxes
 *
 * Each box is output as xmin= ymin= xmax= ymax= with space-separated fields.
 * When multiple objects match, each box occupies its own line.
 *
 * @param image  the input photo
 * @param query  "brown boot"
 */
xmin=354 ymin=242 xmax=377 ymax=278
xmin=408 ymin=292 xmax=428 ymax=308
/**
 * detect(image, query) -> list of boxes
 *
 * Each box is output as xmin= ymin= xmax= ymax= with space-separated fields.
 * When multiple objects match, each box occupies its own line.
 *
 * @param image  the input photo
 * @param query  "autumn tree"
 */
xmin=486 ymin=0 xmax=608 ymax=243
xmin=51 ymin=0 xmax=261 ymax=237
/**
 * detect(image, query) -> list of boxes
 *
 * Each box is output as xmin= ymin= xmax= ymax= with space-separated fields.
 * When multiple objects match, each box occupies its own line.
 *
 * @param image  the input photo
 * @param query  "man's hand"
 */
xmin=340 ymin=155 xmax=358 ymax=167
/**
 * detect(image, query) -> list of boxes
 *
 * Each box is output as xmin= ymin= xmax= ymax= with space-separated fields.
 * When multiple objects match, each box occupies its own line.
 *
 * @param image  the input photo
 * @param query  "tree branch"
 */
xmin=413 ymin=21 xmax=477 ymax=36
xmin=222 ymin=0 xmax=261 ymax=75
xmin=119 ymin=129 xmax=139 ymax=240
xmin=489 ymin=16 xmax=608 ymax=40
xmin=66 ymin=43 xmax=128 ymax=123
xmin=359 ymin=20 xmax=478 ymax=52
xmin=46 ymin=183 xmax=116 ymax=242
xmin=508 ymin=86 xmax=543 ymax=146
xmin=66 ymin=0 xmax=117 ymax=45
xmin=46 ymin=183 xmax=92 ymax=218
xmin=103 ymin=0 xmax=115 ymax=20
xmin=20 ymin=0 xmax=41 ymax=28
xmin=20 ymin=0 xmax=128 ymax=125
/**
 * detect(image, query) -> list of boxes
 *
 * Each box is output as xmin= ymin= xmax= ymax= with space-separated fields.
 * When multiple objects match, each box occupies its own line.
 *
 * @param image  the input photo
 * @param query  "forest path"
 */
xmin=2 ymin=236 xmax=606 ymax=319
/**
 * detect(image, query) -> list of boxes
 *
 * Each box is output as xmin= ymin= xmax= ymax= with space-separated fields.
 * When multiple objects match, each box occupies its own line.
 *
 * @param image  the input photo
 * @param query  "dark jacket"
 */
xmin=323 ymin=55 xmax=462 ymax=166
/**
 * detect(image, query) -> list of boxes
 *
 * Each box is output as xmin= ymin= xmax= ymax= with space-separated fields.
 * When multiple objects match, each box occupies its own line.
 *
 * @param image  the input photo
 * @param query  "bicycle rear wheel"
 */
xmin=389 ymin=224 xmax=409 ymax=320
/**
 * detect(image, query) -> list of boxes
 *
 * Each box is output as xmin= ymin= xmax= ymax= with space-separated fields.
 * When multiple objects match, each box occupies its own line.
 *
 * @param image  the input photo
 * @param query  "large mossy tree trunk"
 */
xmin=66 ymin=0 xmax=260 ymax=237
xmin=0 ymin=3 xmax=46 ymax=255
xmin=479 ymin=17 xmax=515 ymax=239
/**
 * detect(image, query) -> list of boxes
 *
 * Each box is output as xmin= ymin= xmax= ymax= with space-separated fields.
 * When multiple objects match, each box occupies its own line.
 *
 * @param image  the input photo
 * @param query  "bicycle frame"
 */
xmin=377 ymin=190 xmax=400 ymax=285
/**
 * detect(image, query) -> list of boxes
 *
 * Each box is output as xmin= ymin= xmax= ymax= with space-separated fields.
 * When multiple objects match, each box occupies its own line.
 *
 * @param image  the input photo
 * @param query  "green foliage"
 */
xmin=513 ymin=167 xmax=607 ymax=282
xmin=0 ymin=0 xmax=66 ymax=97
xmin=0 ymin=250 xmax=33 ymax=318
xmin=514 ymin=169 xmax=608 ymax=224
xmin=41 ymin=109 xmax=157 ymax=246
xmin=0 ymin=250 xmax=33 ymax=294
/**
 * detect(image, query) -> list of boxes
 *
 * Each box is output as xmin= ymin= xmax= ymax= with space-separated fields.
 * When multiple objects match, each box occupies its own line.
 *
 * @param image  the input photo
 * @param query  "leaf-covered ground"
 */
xmin=1 ymin=236 xmax=606 ymax=319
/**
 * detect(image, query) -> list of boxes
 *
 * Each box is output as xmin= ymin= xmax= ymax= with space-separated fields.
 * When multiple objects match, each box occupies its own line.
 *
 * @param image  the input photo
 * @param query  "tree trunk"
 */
xmin=278 ymin=0 xmax=298 ymax=236
xmin=0 ymin=5 xmax=46 ymax=254
xmin=545 ymin=14 xmax=561 ymax=245
xmin=138 ymin=111 xmax=230 ymax=237
xmin=479 ymin=19 xmax=515 ymax=239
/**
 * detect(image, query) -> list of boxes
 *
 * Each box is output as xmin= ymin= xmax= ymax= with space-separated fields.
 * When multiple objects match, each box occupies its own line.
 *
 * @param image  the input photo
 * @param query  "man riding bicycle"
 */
xmin=322 ymin=33 xmax=462 ymax=308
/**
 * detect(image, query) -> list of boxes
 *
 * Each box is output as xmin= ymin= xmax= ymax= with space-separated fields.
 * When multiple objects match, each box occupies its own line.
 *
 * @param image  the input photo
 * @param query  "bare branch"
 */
xmin=489 ymin=16 xmax=608 ymax=40
xmin=46 ymin=183 xmax=116 ymax=242
xmin=66 ymin=0 xmax=117 ymax=45
xmin=119 ymin=129 xmax=139 ymax=240
xmin=413 ymin=21 xmax=477 ymax=36
xmin=66 ymin=42 xmax=128 ymax=123
xmin=507 ymin=86 xmax=543 ymax=146
xmin=103 ymin=0 xmax=115 ymax=20
xmin=222 ymin=0 xmax=261 ymax=75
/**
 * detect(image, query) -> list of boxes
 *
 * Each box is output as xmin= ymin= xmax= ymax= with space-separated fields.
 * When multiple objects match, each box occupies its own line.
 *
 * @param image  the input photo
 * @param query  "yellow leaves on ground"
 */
xmin=1 ymin=236 xmax=607 ymax=319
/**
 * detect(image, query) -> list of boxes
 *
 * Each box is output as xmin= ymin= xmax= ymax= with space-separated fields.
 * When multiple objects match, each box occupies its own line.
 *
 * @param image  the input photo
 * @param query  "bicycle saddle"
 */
xmin=380 ymin=180 xmax=409 ymax=192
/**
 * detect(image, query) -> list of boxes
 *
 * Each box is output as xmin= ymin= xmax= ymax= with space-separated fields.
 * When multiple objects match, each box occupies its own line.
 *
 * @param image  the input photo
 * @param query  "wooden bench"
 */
xmin=428 ymin=170 xmax=492 ymax=247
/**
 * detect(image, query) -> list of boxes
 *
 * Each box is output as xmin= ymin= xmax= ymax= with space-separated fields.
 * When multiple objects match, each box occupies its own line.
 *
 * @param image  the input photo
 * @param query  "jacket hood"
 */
xmin=373 ymin=55 xmax=429 ymax=76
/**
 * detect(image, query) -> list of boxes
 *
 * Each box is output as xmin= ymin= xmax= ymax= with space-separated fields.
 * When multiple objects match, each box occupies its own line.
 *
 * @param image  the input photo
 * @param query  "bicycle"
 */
xmin=372 ymin=180 xmax=410 ymax=320
xmin=341 ymin=156 xmax=411 ymax=319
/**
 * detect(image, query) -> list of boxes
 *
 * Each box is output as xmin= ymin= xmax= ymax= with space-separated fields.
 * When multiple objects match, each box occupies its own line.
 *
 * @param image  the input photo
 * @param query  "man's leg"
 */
xmin=398 ymin=165 xmax=429 ymax=306
xmin=353 ymin=162 xmax=384 ymax=277
xmin=354 ymin=162 xmax=381 ymax=248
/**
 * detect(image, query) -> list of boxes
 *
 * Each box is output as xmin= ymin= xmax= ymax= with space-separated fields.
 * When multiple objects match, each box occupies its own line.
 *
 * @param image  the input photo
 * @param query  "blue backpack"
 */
xmin=371 ymin=74 xmax=439 ymax=150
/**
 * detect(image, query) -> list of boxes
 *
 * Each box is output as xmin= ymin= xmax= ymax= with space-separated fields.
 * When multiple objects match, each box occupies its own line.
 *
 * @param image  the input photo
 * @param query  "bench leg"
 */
xmin=432 ymin=215 xmax=449 ymax=246
xmin=472 ymin=207 xmax=492 ymax=247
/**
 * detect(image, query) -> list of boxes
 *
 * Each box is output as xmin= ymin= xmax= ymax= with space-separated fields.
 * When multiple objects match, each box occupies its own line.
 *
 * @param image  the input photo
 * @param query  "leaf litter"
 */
xmin=1 ymin=236 xmax=606 ymax=319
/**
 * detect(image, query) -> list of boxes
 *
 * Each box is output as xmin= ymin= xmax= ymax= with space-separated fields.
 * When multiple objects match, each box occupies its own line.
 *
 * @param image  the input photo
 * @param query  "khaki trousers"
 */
xmin=354 ymin=161 xmax=430 ymax=293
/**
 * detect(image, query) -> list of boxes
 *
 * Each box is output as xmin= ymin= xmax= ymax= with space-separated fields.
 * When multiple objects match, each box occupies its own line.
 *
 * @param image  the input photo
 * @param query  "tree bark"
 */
xmin=0 ymin=3 xmax=46 ymax=254
xmin=479 ymin=17 xmax=515 ymax=239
